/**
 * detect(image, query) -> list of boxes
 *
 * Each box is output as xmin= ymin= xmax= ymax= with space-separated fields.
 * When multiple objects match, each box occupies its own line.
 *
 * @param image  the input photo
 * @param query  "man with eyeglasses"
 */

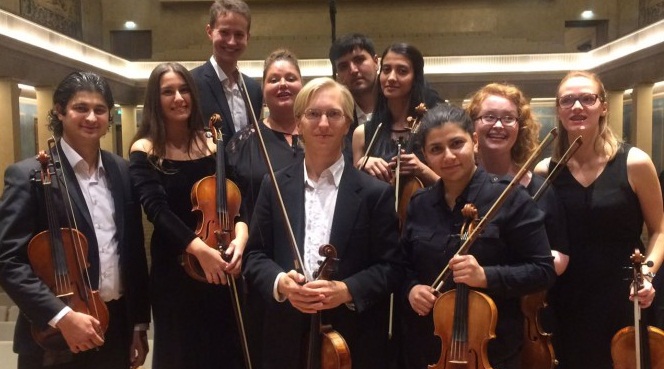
xmin=243 ymin=77 xmax=403 ymax=369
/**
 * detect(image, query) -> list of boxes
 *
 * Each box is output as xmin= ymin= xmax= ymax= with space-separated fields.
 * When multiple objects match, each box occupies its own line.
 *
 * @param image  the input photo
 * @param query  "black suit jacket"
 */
xmin=243 ymin=160 xmax=404 ymax=369
xmin=0 ymin=144 xmax=150 ymax=355
xmin=191 ymin=60 xmax=263 ymax=145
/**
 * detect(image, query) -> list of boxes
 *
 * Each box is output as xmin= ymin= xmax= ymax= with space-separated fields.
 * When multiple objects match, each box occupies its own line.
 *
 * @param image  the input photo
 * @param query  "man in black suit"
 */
xmin=243 ymin=77 xmax=403 ymax=369
xmin=0 ymin=72 xmax=150 ymax=369
xmin=191 ymin=0 xmax=262 ymax=145
xmin=328 ymin=33 xmax=379 ymax=162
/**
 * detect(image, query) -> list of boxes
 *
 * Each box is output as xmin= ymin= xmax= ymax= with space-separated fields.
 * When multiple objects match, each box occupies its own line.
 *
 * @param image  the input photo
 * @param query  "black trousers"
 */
xmin=18 ymin=298 xmax=132 ymax=369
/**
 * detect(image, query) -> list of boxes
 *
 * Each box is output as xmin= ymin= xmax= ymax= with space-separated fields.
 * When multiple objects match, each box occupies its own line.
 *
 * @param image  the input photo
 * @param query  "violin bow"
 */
xmin=532 ymin=135 xmax=582 ymax=202
xmin=431 ymin=128 xmax=558 ymax=292
xmin=359 ymin=122 xmax=383 ymax=172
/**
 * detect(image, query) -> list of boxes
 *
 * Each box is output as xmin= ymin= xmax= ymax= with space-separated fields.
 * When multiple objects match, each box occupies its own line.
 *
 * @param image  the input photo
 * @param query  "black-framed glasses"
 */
xmin=303 ymin=109 xmax=346 ymax=123
xmin=476 ymin=115 xmax=519 ymax=127
xmin=557 ymin=93 xmax=600 ymax=109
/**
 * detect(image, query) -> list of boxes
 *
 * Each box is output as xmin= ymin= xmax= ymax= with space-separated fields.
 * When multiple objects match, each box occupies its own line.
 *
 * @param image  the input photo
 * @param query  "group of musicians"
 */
xmin=1 ymin=1 xmax=664 ymax=369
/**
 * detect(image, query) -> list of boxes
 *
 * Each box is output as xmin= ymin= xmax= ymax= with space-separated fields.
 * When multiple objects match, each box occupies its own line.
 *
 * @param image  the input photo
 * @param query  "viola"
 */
xmin=180 ymin=114 xmax=253 ymax=369
xmin=611 ymin=249 xmax=664 ymax=369
xmin=27 ymin=143 xmax=109 ymax=351
xmin=430 ymin=204 xmax=497 ymax=369
xmin=237 ymin=72 xmax=350 ymax=369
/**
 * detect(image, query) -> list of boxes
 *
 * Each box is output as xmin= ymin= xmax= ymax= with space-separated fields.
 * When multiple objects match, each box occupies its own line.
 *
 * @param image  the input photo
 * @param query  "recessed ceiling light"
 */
xmin=581 ymin=10 xmax=594 ymax=19
xmin=124 ymin=21 xmax=137 ymax=30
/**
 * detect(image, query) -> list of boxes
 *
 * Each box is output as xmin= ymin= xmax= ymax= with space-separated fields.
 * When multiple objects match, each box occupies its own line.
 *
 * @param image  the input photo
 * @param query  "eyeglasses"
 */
xmin=303 ymin=109 xmax=346 ymax=123
xmin=475 ymin=115 xmax=519 ymax=127
xmin=557 ymin=93 xmax=600 ymax=109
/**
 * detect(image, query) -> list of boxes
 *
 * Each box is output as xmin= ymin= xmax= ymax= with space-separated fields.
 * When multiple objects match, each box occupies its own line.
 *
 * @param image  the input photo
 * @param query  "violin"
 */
xmin=520 ymin=135 xmax=582 ymax=369
xmin=430 ymin=204 xmax=497 ymax=369
xmin=394 ymin=103 xmax=427 ymax=231
xmin=237 ymin=72 xmax=350 ymax=369
xmin=27 ymin=142 xmax=109 ymax=351
xmin=428 ymin=128 xmax=558 ymax=368
xmin=180 ymin=114 xmax=253 ymax=369
xmin=611 ymin=249 xmax=664 ymax=369
xmin=306 ymin=245 xmax=352 ymax=369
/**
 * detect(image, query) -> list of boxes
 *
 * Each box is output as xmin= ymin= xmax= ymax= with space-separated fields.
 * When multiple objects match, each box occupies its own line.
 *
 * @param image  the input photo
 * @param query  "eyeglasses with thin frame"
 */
xmin=557 ymin=93 xmax=600 ymax=109
xmin=475 ymin=115 xmax=519 ymax=127
xmin=303 ymin=109 xmax=346 ymax=123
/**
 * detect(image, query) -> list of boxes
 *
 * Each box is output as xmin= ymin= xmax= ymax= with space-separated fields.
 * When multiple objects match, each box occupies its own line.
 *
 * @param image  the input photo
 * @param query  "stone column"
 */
xmin=35 ymin=86 xmax=55 ymax=150
xmin=0 ymin=79 xmax=20 ymax=184
xmin=119 ymin=105 xmax=138 ymax=159
xmin=631 ymin=83 xmax=653 ymax=155
xmin=606 ymin=90 xmax=624 ymax=140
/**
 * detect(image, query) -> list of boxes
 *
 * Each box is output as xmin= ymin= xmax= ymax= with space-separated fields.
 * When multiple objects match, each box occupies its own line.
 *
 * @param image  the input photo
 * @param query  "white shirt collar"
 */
xmin=303 ymin=154 xmax=345 ymax=188
xmin=210 ymin=56 xmax=232 ymax=84
xmin=60 ymin=138 xmax=104 ymax=177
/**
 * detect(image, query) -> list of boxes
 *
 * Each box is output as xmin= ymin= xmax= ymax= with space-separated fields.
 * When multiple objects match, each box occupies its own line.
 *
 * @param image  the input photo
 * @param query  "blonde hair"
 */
xmin=554 ymin=70 xmax=620 ymax=160
xmin=466 ymin=83 xmax=540 ymax=167
xmin=293 ymin=77 xmax=354 ymax=123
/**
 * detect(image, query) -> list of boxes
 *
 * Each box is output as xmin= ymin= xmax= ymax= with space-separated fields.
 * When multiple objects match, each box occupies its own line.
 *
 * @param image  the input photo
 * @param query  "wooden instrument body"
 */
xmin=182 ymin=176 xmax=242 ymax=282
xmin=430 ymin=287 xmax=497 ymax=369
xmin=520 ymin=291 xmax=557 ymax=369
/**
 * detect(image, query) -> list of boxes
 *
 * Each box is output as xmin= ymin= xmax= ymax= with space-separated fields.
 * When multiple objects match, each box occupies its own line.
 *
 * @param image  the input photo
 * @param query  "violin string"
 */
xmin=50 ymin=138 xmax=102 ymax=321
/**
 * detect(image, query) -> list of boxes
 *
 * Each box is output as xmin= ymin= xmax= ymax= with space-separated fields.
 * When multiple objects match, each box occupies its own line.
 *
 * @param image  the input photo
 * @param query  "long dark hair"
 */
xmin=367 ymin=43 xmax=441 ymax=145
xmin=132 ymin=62 xmax=205 ymax=166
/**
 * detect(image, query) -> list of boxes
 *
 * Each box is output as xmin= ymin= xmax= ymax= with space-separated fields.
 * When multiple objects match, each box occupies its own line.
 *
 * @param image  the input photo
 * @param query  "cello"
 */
xmin=611 ymin=249 xmax=664 ymax=369
xmin=27 ymin=141 xmax=109 ymax=351
xmin=237 ymin=71 xmax=351 ymax=369
xmin=520 ymin=135 xmax=582 ymax=369
xmin=180 ymin=113 xmax=253 ymax=369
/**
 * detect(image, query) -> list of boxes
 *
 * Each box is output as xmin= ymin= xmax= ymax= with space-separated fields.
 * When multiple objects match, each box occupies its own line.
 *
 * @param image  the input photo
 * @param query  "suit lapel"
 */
xmin=281 ymin=163 xmax=306 ymax=257
xmin=101 ymin=151 xmax=124 ymax=250
xmin=204 ymin=61 xmax=235 ymax=134
xmin=329 ymin=165 xmax=361 ymax=258
xmin=55 ymin=142 xmax=93 ymax=232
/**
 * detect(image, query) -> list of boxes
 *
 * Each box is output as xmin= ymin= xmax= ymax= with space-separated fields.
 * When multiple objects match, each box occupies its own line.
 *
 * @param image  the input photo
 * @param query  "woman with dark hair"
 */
xmin=0 ymin=71 xmax=150 ymax=369
xmin=535 ymin=70 xmax=664 ymax=369
xmin=129 ymin=62 xmax=247 ymax=369
xmin=352 ymin=42 xmax=441 ymax=185
xmin=400 ymin=103 xmax=555 ymax=369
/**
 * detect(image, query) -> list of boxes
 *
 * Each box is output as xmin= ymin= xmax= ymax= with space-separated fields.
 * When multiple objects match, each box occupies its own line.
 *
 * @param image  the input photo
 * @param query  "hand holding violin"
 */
xmin=390 ymin=150 xmax=424 ymax=177
xmin=408 ymin=284 xmax=437 ymax=316
xmin=449 ymin=254 xmax=488 ymax=288
xmin=56 ymin=310 xmax=104 ymax=353
xmin=186 ymin=238 xmax=229 ymax=285
xmin=630 ymin=278 xmax=656 ymax=308
xmin=357 ymin=156 xmax=393 ymax=183
xmin=278 ymin=270 xmax=324 ymax=314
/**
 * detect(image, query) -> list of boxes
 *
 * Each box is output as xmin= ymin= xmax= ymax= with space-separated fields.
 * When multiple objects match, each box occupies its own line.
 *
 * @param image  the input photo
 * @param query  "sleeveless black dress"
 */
xmin=549 ymin=144 xmax=644 ymax=369
xmin=129 ymin=152 xmax=244 ymax=369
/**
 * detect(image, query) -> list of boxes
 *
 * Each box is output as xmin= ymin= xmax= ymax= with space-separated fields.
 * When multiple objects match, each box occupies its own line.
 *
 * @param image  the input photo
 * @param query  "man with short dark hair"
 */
xmin=329 ymin=33 xmax=379 ymax=161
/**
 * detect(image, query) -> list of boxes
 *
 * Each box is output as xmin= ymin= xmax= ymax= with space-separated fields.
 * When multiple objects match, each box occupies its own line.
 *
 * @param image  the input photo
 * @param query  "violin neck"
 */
xmin=305 ymin=313 xmax=323 ymax=369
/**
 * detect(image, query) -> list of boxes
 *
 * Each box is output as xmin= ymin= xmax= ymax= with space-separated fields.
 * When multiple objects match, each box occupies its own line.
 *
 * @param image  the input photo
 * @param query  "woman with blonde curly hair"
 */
xmin=467 ymin=82 xmax=569 ymax=275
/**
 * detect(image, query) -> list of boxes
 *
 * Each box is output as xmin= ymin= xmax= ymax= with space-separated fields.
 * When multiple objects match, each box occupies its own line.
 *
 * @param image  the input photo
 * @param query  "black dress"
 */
xmin=226 ymin=120 xmax=304 ymax=223
xmin=400 ymin=168 xmax=556 ymax=369
xmin=129 ymin=152 xmax=244 ymax=369
xmin=226 ymin=121 xmax=304 ymax=369
xmin=549 ymin=144 xmax=643 ymax=369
